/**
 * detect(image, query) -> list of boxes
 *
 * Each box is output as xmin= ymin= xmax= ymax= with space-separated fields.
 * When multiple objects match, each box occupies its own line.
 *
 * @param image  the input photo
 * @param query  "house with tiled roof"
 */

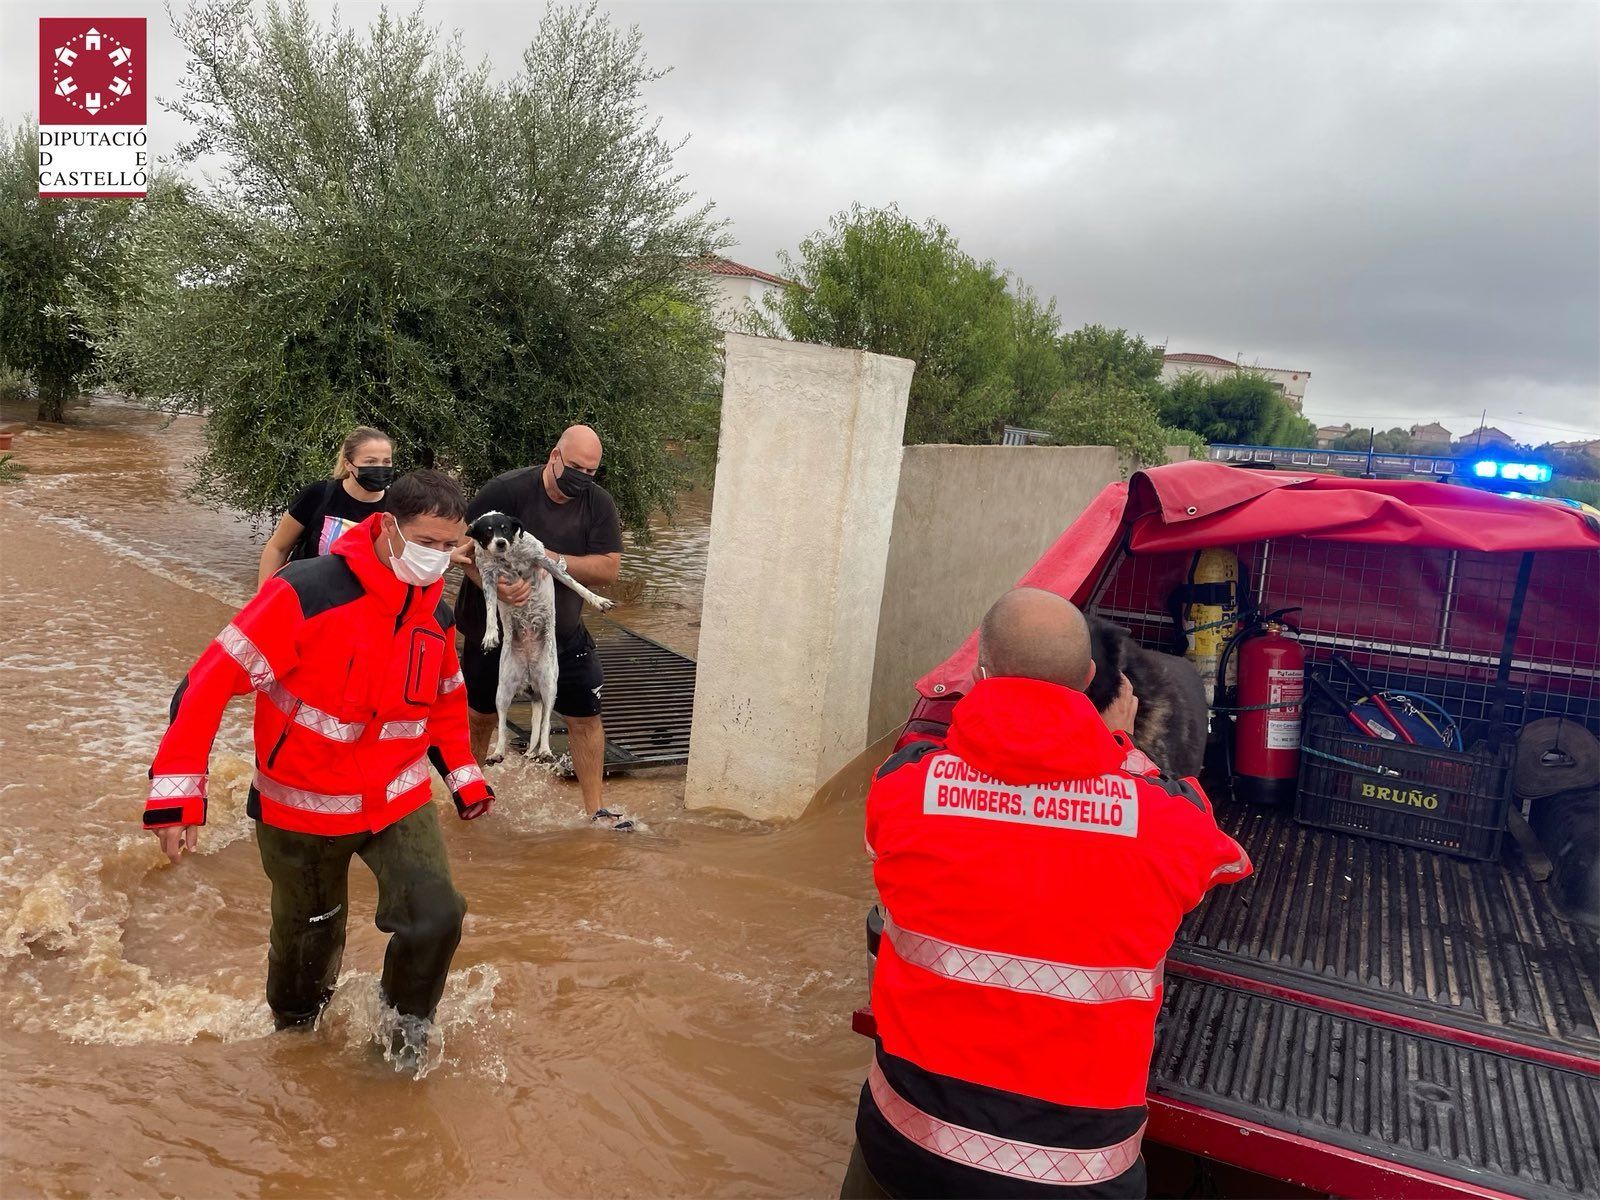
xmin=1408 ymin=422 xmax=1454 ymax=451
xmin=1159 ymin=351 xmax=1311 ymax=412
xmin=689 ymin=256 xmax=795 ymax=336
xmin=1454 ymin=426 xmax=1520 ymax=453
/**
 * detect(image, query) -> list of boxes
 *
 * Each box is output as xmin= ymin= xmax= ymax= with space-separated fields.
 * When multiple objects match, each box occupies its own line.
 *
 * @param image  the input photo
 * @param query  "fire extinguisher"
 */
xmin=1223 ymin=608 xmax=1305 ymax=806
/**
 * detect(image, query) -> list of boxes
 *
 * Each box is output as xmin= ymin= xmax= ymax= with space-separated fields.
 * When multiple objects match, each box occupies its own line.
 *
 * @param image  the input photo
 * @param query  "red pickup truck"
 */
xmin=856 ymin=461 xmax=1599 ymax=1199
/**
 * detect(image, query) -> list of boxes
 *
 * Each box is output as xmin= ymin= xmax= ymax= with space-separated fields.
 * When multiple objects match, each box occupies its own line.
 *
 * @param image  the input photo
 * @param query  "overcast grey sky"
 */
xmin=5 ymin=0 xmax=1597 ymax=443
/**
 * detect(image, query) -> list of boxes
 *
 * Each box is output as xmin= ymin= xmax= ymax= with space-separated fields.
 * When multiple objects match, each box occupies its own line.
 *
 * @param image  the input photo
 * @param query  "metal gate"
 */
xmin=508 ymin=619 xmax=697 ymax=773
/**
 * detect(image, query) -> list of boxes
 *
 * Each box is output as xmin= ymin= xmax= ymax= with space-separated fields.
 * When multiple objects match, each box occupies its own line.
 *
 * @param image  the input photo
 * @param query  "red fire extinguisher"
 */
xmin=1227 ymin=608 xmax=1305 ymax=806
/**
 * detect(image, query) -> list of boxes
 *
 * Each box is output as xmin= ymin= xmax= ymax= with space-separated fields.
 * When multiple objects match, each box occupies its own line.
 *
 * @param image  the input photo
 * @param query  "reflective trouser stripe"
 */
xmin=868 ymin=1061 xmax=1144 ymax=1186
xmin=884 ymin=914 xmax=1162 ymax=1003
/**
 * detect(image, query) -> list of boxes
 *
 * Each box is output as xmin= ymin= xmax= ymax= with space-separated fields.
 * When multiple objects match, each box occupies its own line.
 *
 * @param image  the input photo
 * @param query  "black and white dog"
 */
xmin=467 ymin=511 xmax=615 ymax=766
xmin=1084 ymin=616 xmax=1208 ymax=779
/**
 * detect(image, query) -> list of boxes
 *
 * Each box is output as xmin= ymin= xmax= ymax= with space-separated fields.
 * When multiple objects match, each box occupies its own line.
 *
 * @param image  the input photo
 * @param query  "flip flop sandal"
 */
xmin=591 ymin=807 xmax=634 ymax=831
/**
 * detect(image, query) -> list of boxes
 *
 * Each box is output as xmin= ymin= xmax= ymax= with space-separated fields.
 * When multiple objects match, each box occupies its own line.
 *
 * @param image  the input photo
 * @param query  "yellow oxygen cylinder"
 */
xmin=1183 ymin=548 xmax=1241 ymax=707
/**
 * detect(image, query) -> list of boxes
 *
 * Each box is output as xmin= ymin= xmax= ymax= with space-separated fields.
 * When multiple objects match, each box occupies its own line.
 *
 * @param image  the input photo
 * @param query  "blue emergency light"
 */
xmin=1472 ymin=460 xmax=1552 ymax=483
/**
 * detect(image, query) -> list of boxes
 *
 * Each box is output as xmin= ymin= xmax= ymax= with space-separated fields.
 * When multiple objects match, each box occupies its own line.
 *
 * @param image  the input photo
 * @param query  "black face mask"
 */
xmin=555 ymin=464 xmax=593 ymax=499
xmin=354 ymin=465 xmax=396 ymax=492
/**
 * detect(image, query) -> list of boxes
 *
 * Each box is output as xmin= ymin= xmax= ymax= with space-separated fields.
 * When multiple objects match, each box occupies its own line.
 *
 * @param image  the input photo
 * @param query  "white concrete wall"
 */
xmin=686 ymin=334 xmax=912 ymax=821
xmin=867 ymin=444 xmax=1192 ymax=741
xmin=1159 ymin=361 xmax=1234 ymax=387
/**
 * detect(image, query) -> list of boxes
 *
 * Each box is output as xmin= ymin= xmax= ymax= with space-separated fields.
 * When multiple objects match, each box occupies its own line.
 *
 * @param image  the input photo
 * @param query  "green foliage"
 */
xmin=0 ymin=121 xmax=147 ymax=422
xmin=1058 ymin=325 xmax=1164 ymax=394
xmin=1257 ymin=398 xmax=1318 ymax=449
xmin=0 ymin=364 xmax=27 ymax=399
xmin=756 ymin=206 xmax=1184 ymax=463
xmin=1531 ymin=477 xmax=1600 ymax=507
xmin=1036 ymin=382 xmax=1200 ymax=464
xmin=0 ymin=452 xmax=24 ymax=484
xmin=1038 ymin=325 xmax=1194 ymax=463
xmin=1335 ymin=426 xmax=1412 ymax=453
xmin=1157 ymin=370 xmax=1313 ymax=447
xmin=756 ymin=205 xmax=1019 ymax=443
xmin=1335 ymin=428 xmax=1373 ymax=450
xmin=87 ymin=0 xmax=725 ymax=528
xmin=1007 ymin=285 xmax=1068 ymax=432
xmin=1534 ymin=443 xmax=1600 ymax=482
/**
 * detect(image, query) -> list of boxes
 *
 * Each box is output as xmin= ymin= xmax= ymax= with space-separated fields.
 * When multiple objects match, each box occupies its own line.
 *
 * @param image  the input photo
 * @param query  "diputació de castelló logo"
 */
xmin=38 ymin=17 xmax=149 ymax=198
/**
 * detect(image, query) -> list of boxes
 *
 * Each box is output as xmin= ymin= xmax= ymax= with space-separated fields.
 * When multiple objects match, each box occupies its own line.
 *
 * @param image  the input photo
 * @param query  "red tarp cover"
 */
xmin=916 ymin=461 xmax=1600 ymax=700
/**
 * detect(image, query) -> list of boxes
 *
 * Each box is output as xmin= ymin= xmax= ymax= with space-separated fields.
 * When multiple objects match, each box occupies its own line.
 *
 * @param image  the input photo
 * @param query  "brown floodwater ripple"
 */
xmin=0 ymin=400 xmax=878 ymax=1198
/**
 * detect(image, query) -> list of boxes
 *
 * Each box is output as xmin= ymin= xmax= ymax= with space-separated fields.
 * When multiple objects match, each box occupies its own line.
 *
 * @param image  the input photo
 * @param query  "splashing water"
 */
xmin=0 ymin=399 xmax=878 ymax=1198
xmin=318 ymin=964 xmax=505 ymax=1082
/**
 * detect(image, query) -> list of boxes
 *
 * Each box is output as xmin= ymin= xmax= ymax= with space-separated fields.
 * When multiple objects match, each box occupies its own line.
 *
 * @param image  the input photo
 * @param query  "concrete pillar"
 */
xmin=686 ymin=334 xmax=913 ymax=821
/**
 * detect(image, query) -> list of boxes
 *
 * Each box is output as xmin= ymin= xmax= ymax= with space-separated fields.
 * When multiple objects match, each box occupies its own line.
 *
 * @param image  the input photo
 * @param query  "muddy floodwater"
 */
xmin=0 ymin=400 xmax=881 ymax=1197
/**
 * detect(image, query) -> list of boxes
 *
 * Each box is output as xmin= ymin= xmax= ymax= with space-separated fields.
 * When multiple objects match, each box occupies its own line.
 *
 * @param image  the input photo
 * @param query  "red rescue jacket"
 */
xmin=859 ymin=676 xmax=1250 ymax=1197
xmin=144 ymin=515 xmax=492 ymax=836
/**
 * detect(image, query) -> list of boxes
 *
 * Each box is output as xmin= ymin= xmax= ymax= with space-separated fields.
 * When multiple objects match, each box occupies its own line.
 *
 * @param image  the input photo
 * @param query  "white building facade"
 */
xmin=1160 ymin=351 xmax=1311 ymax=412
xmin=692 ymin=257 xmax=793 ymax=337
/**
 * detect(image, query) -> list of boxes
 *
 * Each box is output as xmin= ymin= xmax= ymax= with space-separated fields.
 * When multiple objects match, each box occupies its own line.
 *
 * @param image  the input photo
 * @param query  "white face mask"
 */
xmin=388 ymin=522 xmax=453 ymax=586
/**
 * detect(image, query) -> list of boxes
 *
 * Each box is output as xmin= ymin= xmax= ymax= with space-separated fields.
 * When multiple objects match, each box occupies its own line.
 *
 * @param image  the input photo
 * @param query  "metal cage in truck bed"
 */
xmin=864 ymin=461 xmax=1600 ymax=1199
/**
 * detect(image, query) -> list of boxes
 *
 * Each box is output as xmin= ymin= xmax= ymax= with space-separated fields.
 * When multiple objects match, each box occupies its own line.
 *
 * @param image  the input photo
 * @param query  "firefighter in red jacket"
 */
xmin=843 ymin=588 xmax=1252 ymax=1199
xmin=143 ymin=470 xmax=494 ymax=1038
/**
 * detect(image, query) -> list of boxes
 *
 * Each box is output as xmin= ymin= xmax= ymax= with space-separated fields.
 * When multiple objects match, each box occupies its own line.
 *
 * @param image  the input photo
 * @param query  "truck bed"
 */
xmin=1178 ymin=803 xmax=1599 ymax=1057
xmin=1159 ymin=802 xmax=1600 ymax=1198
xmin=1152 ymin=975 xmax=1599 ymax=1198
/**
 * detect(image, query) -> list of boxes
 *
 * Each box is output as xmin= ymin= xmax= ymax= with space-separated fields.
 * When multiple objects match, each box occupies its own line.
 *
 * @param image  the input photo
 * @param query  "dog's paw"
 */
xmin=482 ymin=634 xmax=501 ymax=651
xmin=594 ymin=597 xmax=616 ymax=612
xmin=485 ymin=752 xmax=505 ymax=766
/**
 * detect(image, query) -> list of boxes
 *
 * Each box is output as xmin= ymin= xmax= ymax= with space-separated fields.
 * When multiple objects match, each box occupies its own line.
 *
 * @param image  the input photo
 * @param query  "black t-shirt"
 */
xmin=286 ymin=478 xmax=387 ymax=562
xmin=457 ymin=466 xmax=624 ymax=645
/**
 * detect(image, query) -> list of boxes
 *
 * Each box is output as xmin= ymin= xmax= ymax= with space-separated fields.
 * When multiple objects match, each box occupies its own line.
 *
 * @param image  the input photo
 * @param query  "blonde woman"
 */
xmin=258 ymin=427 xmax=395 ymax=585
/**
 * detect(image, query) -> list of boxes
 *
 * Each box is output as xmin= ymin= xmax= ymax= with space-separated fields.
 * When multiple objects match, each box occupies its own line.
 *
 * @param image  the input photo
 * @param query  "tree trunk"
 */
xmin=36 ymin=391 xmax=66 ymax=423
xmin=36 ymin=375 xmax=69 ymax=423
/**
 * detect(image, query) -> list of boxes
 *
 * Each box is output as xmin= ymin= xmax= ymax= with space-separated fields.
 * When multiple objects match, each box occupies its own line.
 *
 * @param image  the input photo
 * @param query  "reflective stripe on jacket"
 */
xmin=144 ymin=515 xmax=491 ymax=835
xmin=860 ymin=675 xmax=1251 ymax=1196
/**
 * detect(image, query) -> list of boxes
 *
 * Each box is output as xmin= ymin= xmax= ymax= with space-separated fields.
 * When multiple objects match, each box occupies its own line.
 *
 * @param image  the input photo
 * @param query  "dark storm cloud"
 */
xmin=6 ymin=1 xmax=1595 ymax=440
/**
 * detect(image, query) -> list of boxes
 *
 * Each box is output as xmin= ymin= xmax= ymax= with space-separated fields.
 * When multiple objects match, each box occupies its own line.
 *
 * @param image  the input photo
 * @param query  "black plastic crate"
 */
xmin=1295 ymin=710 xmax=1513 ymax=860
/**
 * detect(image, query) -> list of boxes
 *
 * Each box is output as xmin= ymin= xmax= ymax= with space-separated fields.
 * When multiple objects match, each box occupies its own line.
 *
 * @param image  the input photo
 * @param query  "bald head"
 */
xmin=977 ymin=588 xmax=1096 ymax=691
xmin=557 ymin=424 xmax=602 ymax=467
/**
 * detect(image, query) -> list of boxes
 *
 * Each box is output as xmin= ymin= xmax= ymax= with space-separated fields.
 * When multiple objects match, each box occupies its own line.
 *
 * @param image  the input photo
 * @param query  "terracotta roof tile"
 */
xmin=1164 ymin=351 xmax=1310 ymax=378
xmin=690 ymin=256 xmax=794 ymax=288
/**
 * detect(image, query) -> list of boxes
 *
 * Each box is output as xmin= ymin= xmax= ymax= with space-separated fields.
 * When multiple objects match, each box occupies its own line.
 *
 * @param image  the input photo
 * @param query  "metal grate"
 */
xmin=507 ymin=619 xmax=696 ymax=773
xmin=1088 ymin=539 xmax=1600 ymax=735
xmin=1001 ymin=425 xmax=1052 ymax=446
xmin=1179 ymin=803 xmax=1600 ymax=1052
xmin=1153 ymin=975 xmax=1600 ymax=1199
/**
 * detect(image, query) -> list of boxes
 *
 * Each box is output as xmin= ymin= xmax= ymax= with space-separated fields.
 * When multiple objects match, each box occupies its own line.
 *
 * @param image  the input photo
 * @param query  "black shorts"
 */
xmin=461 ymin=627 xmax=604 ymax=719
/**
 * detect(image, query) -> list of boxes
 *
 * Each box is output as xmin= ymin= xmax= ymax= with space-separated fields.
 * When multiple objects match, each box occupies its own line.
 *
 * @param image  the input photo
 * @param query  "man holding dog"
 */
xmin=841 ymin=588 xmax=1252 ymax=1199
xmin=453 ymin=425 xmax=626 ymax=828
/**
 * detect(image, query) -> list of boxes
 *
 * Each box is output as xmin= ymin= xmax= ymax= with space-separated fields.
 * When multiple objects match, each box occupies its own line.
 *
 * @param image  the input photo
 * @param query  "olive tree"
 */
xmin=91 ymin=0 xmax=726 ymax=528
xmin=0 ymin=121 xmax=146 ymax=422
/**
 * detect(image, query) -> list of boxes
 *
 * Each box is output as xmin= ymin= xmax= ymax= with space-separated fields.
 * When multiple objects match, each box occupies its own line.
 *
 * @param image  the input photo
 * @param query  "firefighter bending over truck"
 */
xmin=842 ymin=588 xmax=1252 ymax=1199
